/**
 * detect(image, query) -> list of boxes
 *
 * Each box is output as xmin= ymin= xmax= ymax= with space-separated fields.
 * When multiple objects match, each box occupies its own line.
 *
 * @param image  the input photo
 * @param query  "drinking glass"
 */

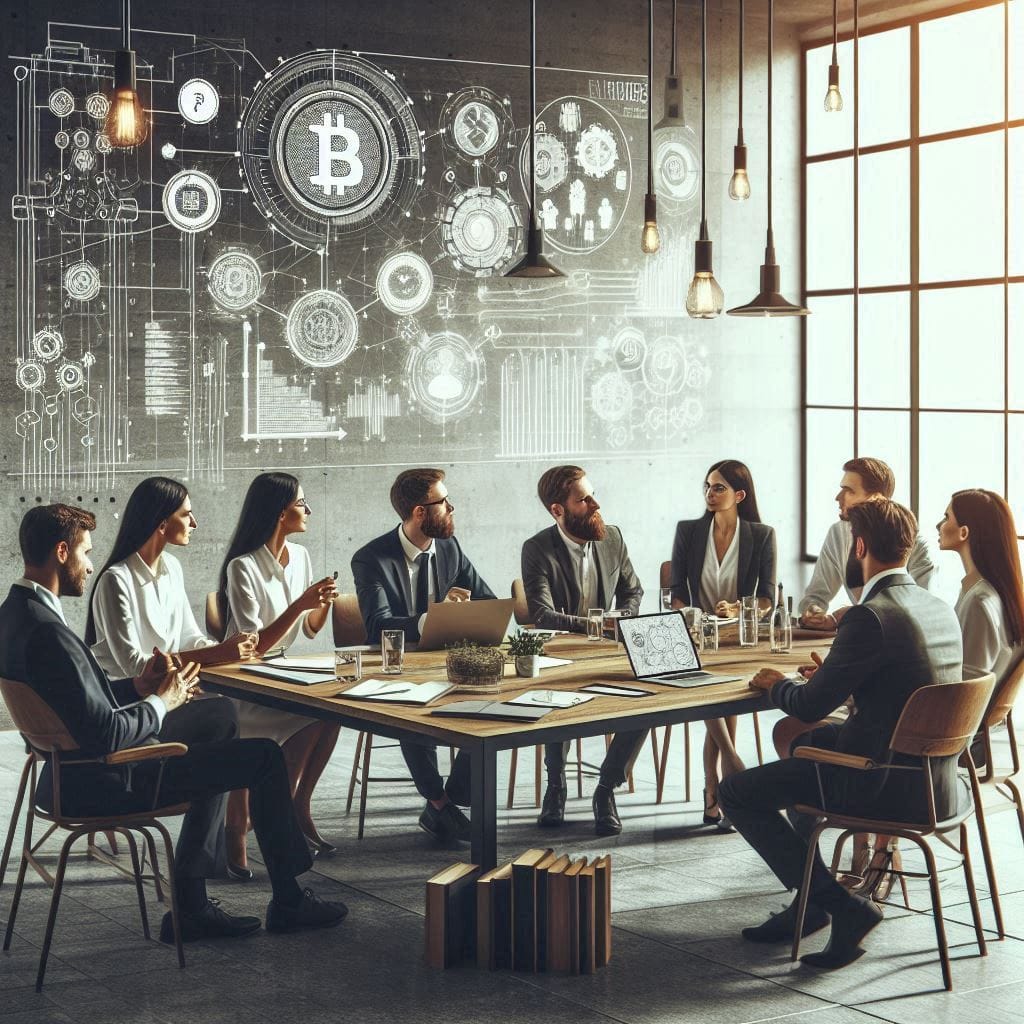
xmin=701 ymin=614 xmax=720 ymax=652
xmin=681 ymin=607 xmax=704 ymax=651
xmin=739 ymin=595 xmax=759 ymax=648
xmin=659 ymin=587 xmax=673 ymax=612
xmin=587 ymin=608 xmax=605 ymax=642
xmin=381 ymin=629 xmax=405 ymax=674
xmin=603 ymin=608 xmax=628 ymax=640
xmin=334 ymin=649 xmax=362 ymax=683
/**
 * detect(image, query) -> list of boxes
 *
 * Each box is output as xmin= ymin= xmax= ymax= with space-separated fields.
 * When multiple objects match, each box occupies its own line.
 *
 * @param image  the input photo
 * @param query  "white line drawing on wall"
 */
xmin=499 ymin=348 xmax=586 ymax=458
xmin=178 ymin=78 xmax=219 ymax=124
xmin=346 ymin=377 xmax=402 ymax=441
xmin=375 ymin=251 xmax=434 ymax=316
xmin=162 ymin=170 xmax=222 ymax=233
xmin=206 ymin=250 xmax=263 ymax=315
xmin=441 ymin=185 xmax=523 ymax=276
xmin=64 ymin=260 xmax=101 ymax=302
xmin=405 ymin=330 xmax=483 ymax=422
xmin=284 ymin=289 xmax=360 ymax=368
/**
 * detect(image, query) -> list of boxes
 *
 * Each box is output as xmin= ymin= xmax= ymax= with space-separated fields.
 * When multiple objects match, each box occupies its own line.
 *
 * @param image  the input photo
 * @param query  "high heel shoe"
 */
xmin=225 ymin=827 xmax=254 ymax=882
xmin=859 ymin=841 xmax=905 ymax=905
xmin=838 ymin=838 xmax=874 ymax=890
xmin=226 ymin=861 xmax=254 ymax=882
xmin=703 ymin=790 xmax=735 ymax=832
xmin=304 ymin=834 xmax=337 ymax=857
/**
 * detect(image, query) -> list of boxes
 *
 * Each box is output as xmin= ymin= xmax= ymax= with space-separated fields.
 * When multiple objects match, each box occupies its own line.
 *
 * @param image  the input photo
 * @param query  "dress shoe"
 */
xmin=702 ymin=789 xmax=736 ymax=833
xmin=538 ymin=782 xmax=567 ymax=827
xmin=800 ymin=894 xmax=883 ymax=969
xmin=303 ymin=832 xmax=338 ymax=857
xmin=226 ymin=861 xmax=255 ymax=882
xmin=159 ymin=899 xmax=261 ymax=944
xmin=742 ymin=897 xmax=830 ymax=943
xmin=266 ymin=888 xmax=349 ymax=934
xmin=418 ymin=800 xmax=471 ymax=843
xmin=592 ymin=784 xmax=622 ymax=837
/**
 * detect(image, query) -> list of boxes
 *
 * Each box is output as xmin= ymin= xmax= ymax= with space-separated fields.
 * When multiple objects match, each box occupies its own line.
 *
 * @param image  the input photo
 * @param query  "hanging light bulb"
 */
xmin=104 ymin=0 xmax=147 ymax=148
xmin=641 ymin=0 xmax=660 ymax=253
xmin=728 ymin=0 xmax=751 ymax=201
xmin=825 ymin=0 xmax=843 ymax=112
xmin=686 ymin=0 xmax=723 ymax=318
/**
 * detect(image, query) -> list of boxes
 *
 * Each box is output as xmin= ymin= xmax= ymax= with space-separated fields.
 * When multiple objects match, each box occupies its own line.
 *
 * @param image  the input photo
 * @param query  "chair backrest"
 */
xmin=984 ymin=646 xmax=1024 ymax=731
xmin=890 ymin=674 xmax=996 ymax=758
xmin=659 ymin=560 xmax=671 ymax=590
xmin=511 ymin=578 xmax=530 ymax=625
xmin=0 ymin=677 xmax=79 ymax=754
xmin=205 ymin=591 xmax=227 ymax=642
xmin=332 ymin=594 xmax=367 ymax=646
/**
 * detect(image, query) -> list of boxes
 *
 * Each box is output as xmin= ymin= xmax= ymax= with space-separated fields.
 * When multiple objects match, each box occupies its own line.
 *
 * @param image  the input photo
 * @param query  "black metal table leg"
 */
xmin=470 ymin=740 xmax=498 ymax=870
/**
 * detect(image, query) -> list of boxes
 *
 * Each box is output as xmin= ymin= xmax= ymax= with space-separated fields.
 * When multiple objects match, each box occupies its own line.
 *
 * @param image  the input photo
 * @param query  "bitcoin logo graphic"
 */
xmin=376 ymin=252 xmax=433 ymax=316
xmin=64 ymin=260 xmax=101 ymax=302
xmin=162 ymin=170 xmax=222 ymax=233
xmin=308 ymin=112 xmax=364 ymax=196
xmin=285 ymin=290 xmax=359 ymax=368
xmin=207 ymin=251 xmax=263 ymax=313
xmin=178 ymin=78 xmax=219 ymax=125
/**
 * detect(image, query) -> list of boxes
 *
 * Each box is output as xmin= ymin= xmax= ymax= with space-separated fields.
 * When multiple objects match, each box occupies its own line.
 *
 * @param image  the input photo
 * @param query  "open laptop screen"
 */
xmin=620 ymin=611 xmax=701 ymax=678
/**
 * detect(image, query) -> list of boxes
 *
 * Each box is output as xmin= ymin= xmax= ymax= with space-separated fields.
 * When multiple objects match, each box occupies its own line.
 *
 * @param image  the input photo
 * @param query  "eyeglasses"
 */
xmin=421 ymin=495 xmax=454 ymax=512
xmin=295 ymin=499 xmax=312 ymax=513
xmin=703 ymin=483 xmax=730 ymax=495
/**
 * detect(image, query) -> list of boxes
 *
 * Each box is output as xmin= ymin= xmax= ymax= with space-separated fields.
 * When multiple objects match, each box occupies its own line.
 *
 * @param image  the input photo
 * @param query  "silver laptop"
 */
xmin=620 ymin=611 xmax=742 ymax=688
xmin=415 ymin=597 xmax=516 ymax=652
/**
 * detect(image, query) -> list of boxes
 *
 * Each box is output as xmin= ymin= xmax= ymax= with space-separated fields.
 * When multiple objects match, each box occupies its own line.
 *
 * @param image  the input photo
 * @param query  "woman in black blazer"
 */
xmin=670 ymin=459 xmax=777 ymax=829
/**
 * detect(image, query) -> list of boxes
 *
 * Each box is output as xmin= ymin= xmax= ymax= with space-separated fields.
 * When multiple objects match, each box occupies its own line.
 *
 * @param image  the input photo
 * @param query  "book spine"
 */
xmin=511 ymin=863 xmax=537 ymax=972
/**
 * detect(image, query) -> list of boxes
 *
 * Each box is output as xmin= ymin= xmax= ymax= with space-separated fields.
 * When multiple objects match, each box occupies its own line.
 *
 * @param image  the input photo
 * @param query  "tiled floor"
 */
xmin=1 ymin=712 xmax=1022 ymax=1024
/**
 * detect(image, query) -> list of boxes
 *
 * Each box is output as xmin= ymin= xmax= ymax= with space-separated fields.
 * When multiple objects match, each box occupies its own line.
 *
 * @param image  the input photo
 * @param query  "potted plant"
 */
xmin=445 ymin=641 xmax=506 ymax=693
xmin=507 ymin=631 xmax=547 ymax=678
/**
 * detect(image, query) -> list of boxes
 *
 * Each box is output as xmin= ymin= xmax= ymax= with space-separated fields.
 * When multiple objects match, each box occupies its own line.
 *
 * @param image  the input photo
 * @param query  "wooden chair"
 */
xmin=0 ymin=677 xmax=191 ymax=991
xmin=511 ymin=577 xmax=530 ymax=626
xmin=205 ymin=591 xmax=227 ymax=642
xmin=790 ymin=673 xmax=996 ymax=992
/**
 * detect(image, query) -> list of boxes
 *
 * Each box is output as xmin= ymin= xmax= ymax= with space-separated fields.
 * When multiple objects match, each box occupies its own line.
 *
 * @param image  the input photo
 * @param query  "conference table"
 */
xmin=200 ymin=633 xmax=834 ymax=870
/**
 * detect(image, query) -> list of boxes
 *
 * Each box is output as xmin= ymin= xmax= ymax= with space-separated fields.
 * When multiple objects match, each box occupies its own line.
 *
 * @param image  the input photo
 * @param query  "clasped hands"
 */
xmin=133 ymin=647 xmax=202 ymax=711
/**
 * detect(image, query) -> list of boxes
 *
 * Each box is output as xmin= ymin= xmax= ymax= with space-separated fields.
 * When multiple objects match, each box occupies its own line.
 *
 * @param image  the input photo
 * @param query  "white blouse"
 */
xmin=225 ymin=542 xmax=312 ymax=650
xmin=698 ymin=524 xmax=739 ymax=612
xmin=91 ymin=551 xmax=215 ymax=677
xmin=954 ymin=578 xmax=1015 ymax=682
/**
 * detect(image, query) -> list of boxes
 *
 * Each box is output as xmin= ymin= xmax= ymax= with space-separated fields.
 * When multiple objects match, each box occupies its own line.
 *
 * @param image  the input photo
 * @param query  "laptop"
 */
xmin=415 ymin=597 xmax=516 ymax=651
xmin=619 ymin=611 xmax=742 ymax=688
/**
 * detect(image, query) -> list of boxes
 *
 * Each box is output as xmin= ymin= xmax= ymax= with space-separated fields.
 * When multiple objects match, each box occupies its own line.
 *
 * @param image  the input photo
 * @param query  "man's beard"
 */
xmin=845 ymin=545 xmax=864 ymax=590
xmin=422 ymin=509 xmax=455 ymax=540
xmin=58 ymin=561 xmax=88 ymax=597
xmin=565 ymin=508 xmax=607 ymax=542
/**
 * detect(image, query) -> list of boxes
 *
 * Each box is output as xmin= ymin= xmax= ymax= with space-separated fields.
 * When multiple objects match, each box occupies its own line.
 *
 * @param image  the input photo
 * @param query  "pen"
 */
xmin=262 ymin=648 xmax=287 ymax=661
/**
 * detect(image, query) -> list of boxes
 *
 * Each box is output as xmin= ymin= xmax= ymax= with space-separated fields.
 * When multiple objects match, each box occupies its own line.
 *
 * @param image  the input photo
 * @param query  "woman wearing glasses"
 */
xmin=669 ymin=459 xmax=777 ymax=829
xmin=219 ymin=472 xmax=340 ymax=875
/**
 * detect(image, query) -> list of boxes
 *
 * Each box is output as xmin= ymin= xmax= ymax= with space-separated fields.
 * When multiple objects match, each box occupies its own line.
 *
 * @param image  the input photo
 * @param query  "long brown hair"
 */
xmin=951 ymin=489 xmax=1024 ymax=646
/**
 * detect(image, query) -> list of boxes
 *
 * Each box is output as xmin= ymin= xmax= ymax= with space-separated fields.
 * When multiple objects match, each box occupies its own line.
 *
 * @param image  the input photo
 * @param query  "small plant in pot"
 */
xmin=445 ymin=641 xmax=506 ymax=693
xmin=507 ymin=630 xmax=547 ymax=678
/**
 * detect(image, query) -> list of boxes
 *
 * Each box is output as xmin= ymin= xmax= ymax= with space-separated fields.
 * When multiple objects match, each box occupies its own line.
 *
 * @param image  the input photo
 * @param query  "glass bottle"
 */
xmin=770 ymin=582 xmax=792 ymax=654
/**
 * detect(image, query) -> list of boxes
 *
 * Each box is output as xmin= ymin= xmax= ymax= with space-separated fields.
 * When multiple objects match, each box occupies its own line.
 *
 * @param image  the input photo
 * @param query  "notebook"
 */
xmin=505 ymin=690 xmax=594 ymax=709
xmin=240 ymin=664 xmax=335 ymax=686
xmin=259 ymin=655 xmax=334 ymax=673
xmin=430 ymin=700 xmax=552 ymax=722
xmin=619 ymin=611 xmax=741 ymax=688
xmin=337 ymin=679 xmax=453 ymax=705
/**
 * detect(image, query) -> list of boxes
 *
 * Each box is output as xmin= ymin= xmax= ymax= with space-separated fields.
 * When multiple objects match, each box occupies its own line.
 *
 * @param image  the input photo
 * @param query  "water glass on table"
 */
xmin=739 ymin=595 xmax=759 ymax=648
xmin=587 ymin=608 xmax=605 ymax=642
xmin=334 ymin=649 xmax=362 ymax=683
xmin=660 ymin=587 xmax=674 ymax=612
xmin=381 ymin=629 xmax=405 ymax=674
xmin=681 ymin=606 xmax=704 ymax=651
xmin=701 ymin=614 xmax=720 ymax=652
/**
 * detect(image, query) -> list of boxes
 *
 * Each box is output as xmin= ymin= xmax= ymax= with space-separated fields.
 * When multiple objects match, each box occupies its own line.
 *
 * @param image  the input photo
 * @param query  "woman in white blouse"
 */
xmin=669 ymin=460 xmax=778 ymax=829
xmin=219 ymin=472 xmax=340 ymax=873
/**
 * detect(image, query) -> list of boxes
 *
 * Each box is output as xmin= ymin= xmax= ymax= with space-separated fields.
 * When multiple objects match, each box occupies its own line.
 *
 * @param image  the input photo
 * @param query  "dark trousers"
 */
xmin=400 ymin=742 xmax=471 ymax=805
xmin=544 ymin=730 xmax=647 ymax=790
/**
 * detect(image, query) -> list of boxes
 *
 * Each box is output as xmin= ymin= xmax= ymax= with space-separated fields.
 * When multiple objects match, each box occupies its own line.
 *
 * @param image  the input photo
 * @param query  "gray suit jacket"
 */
xmin=521 ymin=524 xmax=643 ymax=634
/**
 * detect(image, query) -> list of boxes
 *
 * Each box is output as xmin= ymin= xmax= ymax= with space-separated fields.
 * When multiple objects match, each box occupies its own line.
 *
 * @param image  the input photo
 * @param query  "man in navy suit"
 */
xmin=351 ymin=468 xmax=496 ymax=843
xmin=0 ymin=505 xmax=348 ymax=942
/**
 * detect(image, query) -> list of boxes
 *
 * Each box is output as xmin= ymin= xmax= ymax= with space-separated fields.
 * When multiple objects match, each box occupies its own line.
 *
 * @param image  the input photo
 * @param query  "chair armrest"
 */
xmin=105 ymin=742 xmax=188 ymax=766
xmin=792 ymin=746 xmax=876 ymax=771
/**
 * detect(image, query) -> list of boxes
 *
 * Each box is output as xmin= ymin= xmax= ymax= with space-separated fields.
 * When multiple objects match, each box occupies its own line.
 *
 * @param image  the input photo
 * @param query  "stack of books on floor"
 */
xmin=425 ymin=848 xmax=612 ymax=973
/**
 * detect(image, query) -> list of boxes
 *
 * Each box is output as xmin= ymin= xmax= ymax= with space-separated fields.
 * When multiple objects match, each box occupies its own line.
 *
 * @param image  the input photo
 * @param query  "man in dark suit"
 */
xmin=719 ymin=499 xmax=963 ymax=970
xmin=521 ymin=465 xmax=644 ymax=836
xmin=0 ymin=505 xmax=348 ymax=942
xmin=351 ymin=468 xmax=496 ymax=843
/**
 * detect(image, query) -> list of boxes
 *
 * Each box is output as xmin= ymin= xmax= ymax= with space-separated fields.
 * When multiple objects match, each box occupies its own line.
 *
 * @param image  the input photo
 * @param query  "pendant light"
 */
xmin=825 ymin=0 xmax=843 ymax=112
xmin=686 ymin=0 xmax=724 ymax=318
xmin=727 ymin=0 xmax=809 ymax=317
xmin=728 ymin=0 xmax=750 ymax=200
xmin=104 ymin=0 xmax=147 ymax=148
xmin=506 ymin=0 xmax=564 ymax=278
xmin=641 ymin=0 xmax=660 ymax=254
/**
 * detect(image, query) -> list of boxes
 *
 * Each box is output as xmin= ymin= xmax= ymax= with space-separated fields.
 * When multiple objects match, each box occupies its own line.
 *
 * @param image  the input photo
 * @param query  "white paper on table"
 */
xmin=505 ymin=689 xmax=595 ymax=709
xmin=536 ymin=656 xmax=572 ymax=669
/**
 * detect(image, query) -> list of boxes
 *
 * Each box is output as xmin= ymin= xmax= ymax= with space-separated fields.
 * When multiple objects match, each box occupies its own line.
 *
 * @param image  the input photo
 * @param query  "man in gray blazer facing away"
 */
xmin=521 ymin=465 xmax=644 ymax=835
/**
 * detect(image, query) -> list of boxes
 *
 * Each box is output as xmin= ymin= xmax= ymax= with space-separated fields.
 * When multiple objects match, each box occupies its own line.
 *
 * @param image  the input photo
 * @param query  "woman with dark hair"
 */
xmin=669 ymin=459 xmax=778 ymax=829
xmin=220 ymin=472 xmax=340 ymax=874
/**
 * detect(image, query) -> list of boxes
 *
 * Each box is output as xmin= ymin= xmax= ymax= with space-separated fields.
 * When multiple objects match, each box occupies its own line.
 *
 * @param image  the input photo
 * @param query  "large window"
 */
xmin=801 ymin=1 xmax=1024 ymax=573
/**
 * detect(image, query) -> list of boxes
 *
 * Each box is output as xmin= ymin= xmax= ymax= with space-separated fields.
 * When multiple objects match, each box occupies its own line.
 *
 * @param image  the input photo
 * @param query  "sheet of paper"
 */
xmin=505 ymin=689 xmax=595 ymax=709
xmin=536 ymin=656 xmax=572 ymax=669
xmin=580 ymin=684 xmax=651 ymax=697
xmin=262 ymin=656 xmax=334 ymax=672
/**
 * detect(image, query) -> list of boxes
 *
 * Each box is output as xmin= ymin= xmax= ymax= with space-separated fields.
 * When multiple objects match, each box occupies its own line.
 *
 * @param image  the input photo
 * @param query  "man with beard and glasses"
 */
xmin=351 ymin=468 xmax=496 ymax=843
xmin=521 ymin=465 xmax=643 ymax=835
xmin=0 ymin=505 xmax=349 ymax=943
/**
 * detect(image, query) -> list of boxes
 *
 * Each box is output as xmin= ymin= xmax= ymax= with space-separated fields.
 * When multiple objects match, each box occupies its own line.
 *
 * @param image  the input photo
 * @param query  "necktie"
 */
xmin=577 ymin=546 xmax=589 ymax=616
xmin=415 ymin=551 xmax=431 ymax=615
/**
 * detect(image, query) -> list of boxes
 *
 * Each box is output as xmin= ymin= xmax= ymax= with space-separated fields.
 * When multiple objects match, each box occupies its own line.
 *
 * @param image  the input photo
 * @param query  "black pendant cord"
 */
xmin=670 ymin=0 xmax=678 ymax=78
xmin=528 ymin=0 xmax=537 ymax=224
xmin=766 ymin=0 xmax=774 ymax=259
xmin=123 ymin=0 xmax=130 ymax=50
xmin=647 ymin=0 xmax=654 ymax=196
xmin=737 ymin=0 xmax=744 ymax=145
xmin=699 ymin=0 xmax=707 ymax=237
xmin=832 ymin=0 xmax=839 ymax=64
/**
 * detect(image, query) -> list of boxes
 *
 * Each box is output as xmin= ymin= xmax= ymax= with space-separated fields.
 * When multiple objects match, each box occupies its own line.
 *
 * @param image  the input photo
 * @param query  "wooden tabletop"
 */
xmin=199 ymin=634 xmax=835 ymax=749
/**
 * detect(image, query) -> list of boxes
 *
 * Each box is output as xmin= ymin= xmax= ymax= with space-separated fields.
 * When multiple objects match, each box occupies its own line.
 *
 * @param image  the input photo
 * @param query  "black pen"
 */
xmin=262 ymin=647 xmax=287 ymax=661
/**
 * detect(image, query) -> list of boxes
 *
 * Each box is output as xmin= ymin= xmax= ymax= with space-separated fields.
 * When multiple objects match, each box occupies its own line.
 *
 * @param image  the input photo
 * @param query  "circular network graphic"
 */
xmin=376 ymin=252 xmax=433 ymax=316
xmin=72 ymin=149 xmax=95 ymax=173
xmin=239 ymin=51 xmax=423 ymax=247
xmin=32 ymin=328 xmax=64 ymax=363
xmin=162 ymin=170 xmax=222 ymax=233
xmin=641 ymin=335 xmax=688 ymax=397
xmin=654 ymin=125 xmax=700 ymax=213
xmin=441 ymin=186 xmax=522 ymax=277
xmin=55 ymin=130 xmax=70 ymax=150
xmin=95 ymin=133 xmax=112 ymax=155
xmin=64 ymin=261 xmax=101 ymax=302
xmin=611 ymin=325 xmax=646 ymax=371
xmin=56 ymin=361 xmax=85 ymax=392
xmin=590 ymin=372 xmax=633 ymax=423
xmin=48 ymin=88 xmax=74 ymax=118
xmin=85 ymin=92 xmax=109 ymax=121
xmin=207 ymin=250 xmax=263 ymax=313
xmin=405 ymin=331 xmax=482 ymax=422
xmin=16 ymin=361 xmax=46 ymax=392
xmin=519 ymin=96 xmax=631 ymax=256
xmin=71 ymin=128 xmax=90 ymax=149
xmin=441 ymin=87 xmax=513 ymax=166
xmin=285 ymin=289 xmax=359 ymax=368
xmin=178 ymin=78 xmax=219 ymax=124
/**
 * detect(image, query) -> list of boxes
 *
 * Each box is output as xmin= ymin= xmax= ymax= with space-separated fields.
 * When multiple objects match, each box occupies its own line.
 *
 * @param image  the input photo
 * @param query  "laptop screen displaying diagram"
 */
xmin=619 ymin=611 xmax=741 ymax=687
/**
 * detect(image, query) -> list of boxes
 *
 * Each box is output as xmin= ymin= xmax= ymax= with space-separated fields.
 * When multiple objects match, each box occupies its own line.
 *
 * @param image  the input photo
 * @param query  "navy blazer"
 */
xmin=670 ymin=515 xmax=777 ymax=608
xmin=351 ymin=528 xmax=496 ymax=642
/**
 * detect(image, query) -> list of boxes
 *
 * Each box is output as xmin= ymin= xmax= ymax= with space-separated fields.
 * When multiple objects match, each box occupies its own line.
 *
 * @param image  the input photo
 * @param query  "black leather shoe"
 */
xmin=266 ymin=888 xmax=349 ymax=934
xmin=418 ymin=800 xmax=471 ymax=843
xmin=742 ymin=897 xmax=830 ymax=943
xmin=800 ymin=894 xmax=883 ymax=969
xmin=159 ymin=899 xmax=261 ymax=944
xmin=538 ymin=782 xmax=567 ymax=827
xmin=592 ymin=784 xmax=622 ymax=837
xmin=226 ymin=861 xmax=255 ymax=882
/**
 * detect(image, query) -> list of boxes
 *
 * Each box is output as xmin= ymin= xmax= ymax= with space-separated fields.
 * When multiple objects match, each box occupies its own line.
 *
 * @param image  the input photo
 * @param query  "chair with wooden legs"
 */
xmin=790 ymin=673 xmax=996 ymax=992
xmin=205 ymin=591 xmax=227 ymax=642
xmin=0 ymin=677 xmax=191 ymax=991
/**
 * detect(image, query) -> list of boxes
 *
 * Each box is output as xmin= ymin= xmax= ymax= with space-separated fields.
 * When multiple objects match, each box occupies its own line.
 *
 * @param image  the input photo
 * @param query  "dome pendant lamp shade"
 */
xmin=728 ymin=0 xmax=751 ymax=201
xmin=506 ymin=0 xmax=564 ymax=279
xmin=105 ymin=0 xmax=148 ymax=148
xmin=727 ymin=0 xmax=808 ymax=318
xmin=641 ymin=0 xmax=660 ymax=254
